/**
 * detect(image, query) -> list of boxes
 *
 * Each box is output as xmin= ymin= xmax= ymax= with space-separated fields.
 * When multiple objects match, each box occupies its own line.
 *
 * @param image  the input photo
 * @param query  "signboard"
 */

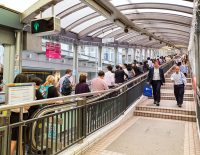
xmin=46 ymin=42 xmax=61 ymax=59
xmin=6 ymin=83 xmax=35 ymax=105
xmin=102 ymin=37 xmax=114 ymax=43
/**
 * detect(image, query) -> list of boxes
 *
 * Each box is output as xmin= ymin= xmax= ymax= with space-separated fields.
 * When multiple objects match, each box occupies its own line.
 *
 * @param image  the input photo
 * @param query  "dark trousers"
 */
xmin=174 ymin=84 xmax=185 ymax=105
xmin=152 ymin=80 xmax=161 ymax=102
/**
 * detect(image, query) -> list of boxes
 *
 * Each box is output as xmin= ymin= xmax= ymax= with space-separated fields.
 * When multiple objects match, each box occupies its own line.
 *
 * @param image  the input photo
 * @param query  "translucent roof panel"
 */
xmin=0 ymin=0 xmax=39 ymax=12
xmin=37 ymin=0 xmax=81 ymax=18
xmin=122 ymin=9 xmax=192 ymax=17
xmin=61 ymin=7 xmax=95 ymax=28
xmin=98 ymin=27 xmax=121 ymax=38
xmin=71 ymin=16 xmax=106 ymax=33
xmin=88 ymin=25 xmax=113 ymax=36
xmin=110 ymin=0 xmax=193 ymax=7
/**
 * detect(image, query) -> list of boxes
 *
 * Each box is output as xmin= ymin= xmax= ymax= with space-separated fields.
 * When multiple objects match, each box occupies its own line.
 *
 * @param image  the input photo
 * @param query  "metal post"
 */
xmin=3 ymin=45 xmax=15 ymax=85
xmin=132 ymin=47 xmax=136 ymax=61
xmin=18 ymin=107 xmax=24 ymax=155
xmin=114 ymin=46 xmax=118 ymax=66
xmin=125 ymin=48 xmax=128 ymax=63
xmin=73 ymin=43 xmax=78 ymax=84
xmin=15 ymin=31 xmax=23 ymax=77
xmin=77 ymin=99 xmax=86 ymax=143
xmin=140 ymin=48 xmax=143 ymax=62
xmin=98 ymin=46 xmax=102 ymax=71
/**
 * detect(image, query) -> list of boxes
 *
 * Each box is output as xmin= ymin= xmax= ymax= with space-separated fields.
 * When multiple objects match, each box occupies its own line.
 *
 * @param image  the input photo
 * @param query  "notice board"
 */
xmin=6 ymin=83 xmax=35 ymax=105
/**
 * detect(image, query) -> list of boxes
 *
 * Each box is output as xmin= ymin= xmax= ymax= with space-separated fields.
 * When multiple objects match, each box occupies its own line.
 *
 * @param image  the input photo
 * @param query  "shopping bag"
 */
xmin=143 ymin=84 xmax=152 ymax=97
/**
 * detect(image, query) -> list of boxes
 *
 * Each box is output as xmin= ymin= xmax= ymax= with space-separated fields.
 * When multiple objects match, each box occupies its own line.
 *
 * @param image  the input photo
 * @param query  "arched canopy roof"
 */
xmin=16 ymin=0 xmax=194 ymax=48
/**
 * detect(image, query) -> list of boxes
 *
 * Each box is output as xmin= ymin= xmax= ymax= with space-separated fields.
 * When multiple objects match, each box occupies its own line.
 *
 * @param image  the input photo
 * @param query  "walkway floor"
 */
xmin=84 ymin=69 xmax=200 ymax=155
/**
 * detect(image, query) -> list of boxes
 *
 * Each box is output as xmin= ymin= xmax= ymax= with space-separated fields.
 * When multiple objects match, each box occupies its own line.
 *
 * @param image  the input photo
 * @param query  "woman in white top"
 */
xmin=10 ymin=74 xmax=29 ymax=155
xmin=104 ymin=65 xmax=115 ymax=88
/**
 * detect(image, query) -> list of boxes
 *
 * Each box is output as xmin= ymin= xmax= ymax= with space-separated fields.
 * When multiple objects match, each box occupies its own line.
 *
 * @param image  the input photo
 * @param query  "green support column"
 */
xmin=73 ymin=43 xmax=78 ymax=84
xmin=195 ymin=15 xmax=200 ymax=87
xmin=3 ymin=45 xmax=15 ymax=84
xmin=98 ymin=46 xmax=102 ymax=71
xmin=114 ymin=46 xmax=118 ymax=66
xmin=15 ymin=31 xmax=23 ymax=77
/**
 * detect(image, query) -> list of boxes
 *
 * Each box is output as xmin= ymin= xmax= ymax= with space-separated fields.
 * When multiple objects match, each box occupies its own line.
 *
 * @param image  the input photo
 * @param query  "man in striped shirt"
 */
xmin=170 ymin=66 xmax=187 ymax=107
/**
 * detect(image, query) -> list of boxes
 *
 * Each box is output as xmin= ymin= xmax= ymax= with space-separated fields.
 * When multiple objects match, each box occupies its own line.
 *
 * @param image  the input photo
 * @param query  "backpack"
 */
xmin=61 ymin=77 xmax=72 ymax=96
xmin=39 ymin=85 xmax=51 ymax=99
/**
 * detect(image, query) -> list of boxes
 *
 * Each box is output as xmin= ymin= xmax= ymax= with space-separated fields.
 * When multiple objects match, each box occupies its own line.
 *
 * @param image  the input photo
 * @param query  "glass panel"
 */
xmin=0 ymin=0 xmax=39 ymax=12
xmin=61 ymin=7 xmax=95 ymax=28
xmin=99 ymin=27 xmax=121 ymax=38
xmin=121 ymin=9 xmax=192 ymax=17
xmin=110 ymin=0 xmax=193 ymax=7
xmin=88 ymin=25 xmax=113 ymax=36
xmin=71 ymin=16 xmax=106 ymax=33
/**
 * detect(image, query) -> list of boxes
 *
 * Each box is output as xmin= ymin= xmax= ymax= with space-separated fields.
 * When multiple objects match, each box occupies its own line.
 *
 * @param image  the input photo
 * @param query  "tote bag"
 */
xmin=143 ymin=84 xmax=153 ymax=97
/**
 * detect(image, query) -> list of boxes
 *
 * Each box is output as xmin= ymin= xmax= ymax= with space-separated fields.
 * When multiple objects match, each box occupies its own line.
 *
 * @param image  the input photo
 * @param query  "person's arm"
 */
xmin=103 ymin=80 xmax=109 ymax=90
xmin=124 ymin=71 xmax=128 ymax=79
xmin=86 ymin=84 xmax=90 ymax=92
xmin=147 ymin=69 xmax=151 ymax=82
xmin=182 ymin=73 xmax=187 ymax=85
xmin=161 ymin=69 xmax=165 ymax=83
xmin=132 ymin=69 xmax=136 ymax=77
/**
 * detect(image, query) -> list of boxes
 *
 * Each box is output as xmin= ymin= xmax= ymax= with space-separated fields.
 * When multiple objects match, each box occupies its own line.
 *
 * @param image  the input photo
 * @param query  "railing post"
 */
xmin=18 ymin=108 xmax=23 ymax=155
xmin=77 ymin=98 xmax=86 ymax=143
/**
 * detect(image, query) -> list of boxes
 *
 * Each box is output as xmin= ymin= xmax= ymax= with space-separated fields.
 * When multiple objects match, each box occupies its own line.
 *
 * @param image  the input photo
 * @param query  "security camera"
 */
xmin=124 ymin=27 xmax=129 ymax=33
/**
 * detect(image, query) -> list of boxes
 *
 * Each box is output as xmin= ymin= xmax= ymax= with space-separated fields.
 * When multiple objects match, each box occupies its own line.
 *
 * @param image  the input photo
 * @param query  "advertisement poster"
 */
xmin=46 ymin=42 xmax=61 ymax=59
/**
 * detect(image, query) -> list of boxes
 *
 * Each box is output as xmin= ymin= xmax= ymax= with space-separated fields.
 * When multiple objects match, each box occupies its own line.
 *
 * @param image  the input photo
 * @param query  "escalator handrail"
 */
xmin=0 ymin=61 xmax=173 ymax=111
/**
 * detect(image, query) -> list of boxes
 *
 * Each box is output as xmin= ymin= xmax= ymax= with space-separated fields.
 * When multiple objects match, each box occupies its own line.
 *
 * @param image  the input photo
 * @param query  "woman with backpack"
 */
xmin=40 ymin=75 xmax=59 ymax=99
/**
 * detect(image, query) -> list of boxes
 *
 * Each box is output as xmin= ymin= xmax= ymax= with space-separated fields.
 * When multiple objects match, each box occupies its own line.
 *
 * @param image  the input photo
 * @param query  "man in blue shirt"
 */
xmin=171 ymin=66 xmax=187 ymax=107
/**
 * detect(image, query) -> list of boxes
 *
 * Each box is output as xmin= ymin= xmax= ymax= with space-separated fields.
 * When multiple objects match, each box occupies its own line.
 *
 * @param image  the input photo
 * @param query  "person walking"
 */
xmin=91 ymin=71 xmax=109 ymax=92
xmin=170 ymin=66 xmax=187 ymax=107
xmin=75 ymin=74 xmax=90 ymax=94
xmin=115 ymin=65 xmax=128 ymax=84
xmin=57 ymin=69 xmax=73 ymax=95
xmin=147 ymin=61 xmax=165 ymax=106
xmin=104 ymin=65 xmax=115 ymax=88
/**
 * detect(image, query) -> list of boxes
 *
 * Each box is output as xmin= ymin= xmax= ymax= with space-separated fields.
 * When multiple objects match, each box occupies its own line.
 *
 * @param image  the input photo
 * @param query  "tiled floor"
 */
xmin=84 ymin=117 xmax=200 ymax=155
xmin=83 ymin=69 xmax=200 ymax=155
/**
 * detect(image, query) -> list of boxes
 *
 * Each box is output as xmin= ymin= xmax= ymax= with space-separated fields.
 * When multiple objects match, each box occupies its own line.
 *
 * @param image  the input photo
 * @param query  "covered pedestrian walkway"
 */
xmin=63 ymin=66 xmax=200 ymax=155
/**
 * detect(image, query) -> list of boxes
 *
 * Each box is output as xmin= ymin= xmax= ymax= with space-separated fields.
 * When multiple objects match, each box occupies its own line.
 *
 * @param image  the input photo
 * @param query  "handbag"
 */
xmin=143 ymin=84 xmax=153 ymax=97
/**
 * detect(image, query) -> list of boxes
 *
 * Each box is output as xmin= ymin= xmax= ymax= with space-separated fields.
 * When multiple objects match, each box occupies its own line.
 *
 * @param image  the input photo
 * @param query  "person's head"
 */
xmin=140 ymin=62 xmax=143 ymax=65
xmin=30 ymin=77 xmax=43 ymax=87
xmin=98 ymin=71 xmax=105 ymax=79
xmin=123 ymin=64 xmax=128 ymax=68
xmin=44 ymin=75 xmax=55 ymax=86
xmin=107 ymin=65 xmax=113 ymax=71
xmin=154 ymin=61 xmax=159 ymax=68
xmin=65 ymin=69 xmax=72 ymax=76
xmin=147 ymin=57 xmax=150 ymax=60
xmin=127 ymin=64 xmax=132 ymax=71
xmin=116 ymin=65 xmax=120 ymax=70
xmin=175 ymin=66 xmax=180 ymax=74
xmin=79 ymin=74 xmax=87 ymax=83
xmin=14 ymin=74 xmax=28 ymax=83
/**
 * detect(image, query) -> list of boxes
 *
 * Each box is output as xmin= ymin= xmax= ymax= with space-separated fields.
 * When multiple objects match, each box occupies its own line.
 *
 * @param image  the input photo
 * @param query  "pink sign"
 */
xmin=46 ymin=42 xmax=61 ymax=59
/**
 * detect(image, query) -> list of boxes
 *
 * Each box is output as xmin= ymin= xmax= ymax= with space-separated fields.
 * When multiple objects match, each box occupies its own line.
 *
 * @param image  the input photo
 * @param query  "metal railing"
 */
xmin=0 ymin=61 xmax=174 ymax=155
xmin=196 ymin=87 xmax=200 ymax=134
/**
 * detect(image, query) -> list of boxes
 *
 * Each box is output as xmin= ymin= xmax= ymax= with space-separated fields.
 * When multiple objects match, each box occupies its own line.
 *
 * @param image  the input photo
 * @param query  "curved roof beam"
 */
xmin=78 ymin=12 xmax=190 ymax=38
xmin=119 ymin=32 xmax=189 ymax=42
xmin=117 ymin=3 xmax=192 ymax=14
xmin=65 ymin=12 xmax=99 ymax=31
xmin=92 ymin=25 xmax=118 ymax=37
xmin=61 ymin=3 xmax=192 ymax=31
xmin=134 ymin=37 xmax=189 ymax=45
xmin=103 ymin=23 xmax=189 ymax=42
xmin=78 ymin=20 xmax=113 ymax=38
xmin=126 ymin=13 xmax=191 ymax=26
xmin=57 ymin=3 xmax=87 ymax=19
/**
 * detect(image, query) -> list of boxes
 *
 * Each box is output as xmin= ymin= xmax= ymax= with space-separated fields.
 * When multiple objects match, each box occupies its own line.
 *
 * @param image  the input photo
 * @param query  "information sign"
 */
xmin=7 ymin=83 xmax=35 ymax=105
